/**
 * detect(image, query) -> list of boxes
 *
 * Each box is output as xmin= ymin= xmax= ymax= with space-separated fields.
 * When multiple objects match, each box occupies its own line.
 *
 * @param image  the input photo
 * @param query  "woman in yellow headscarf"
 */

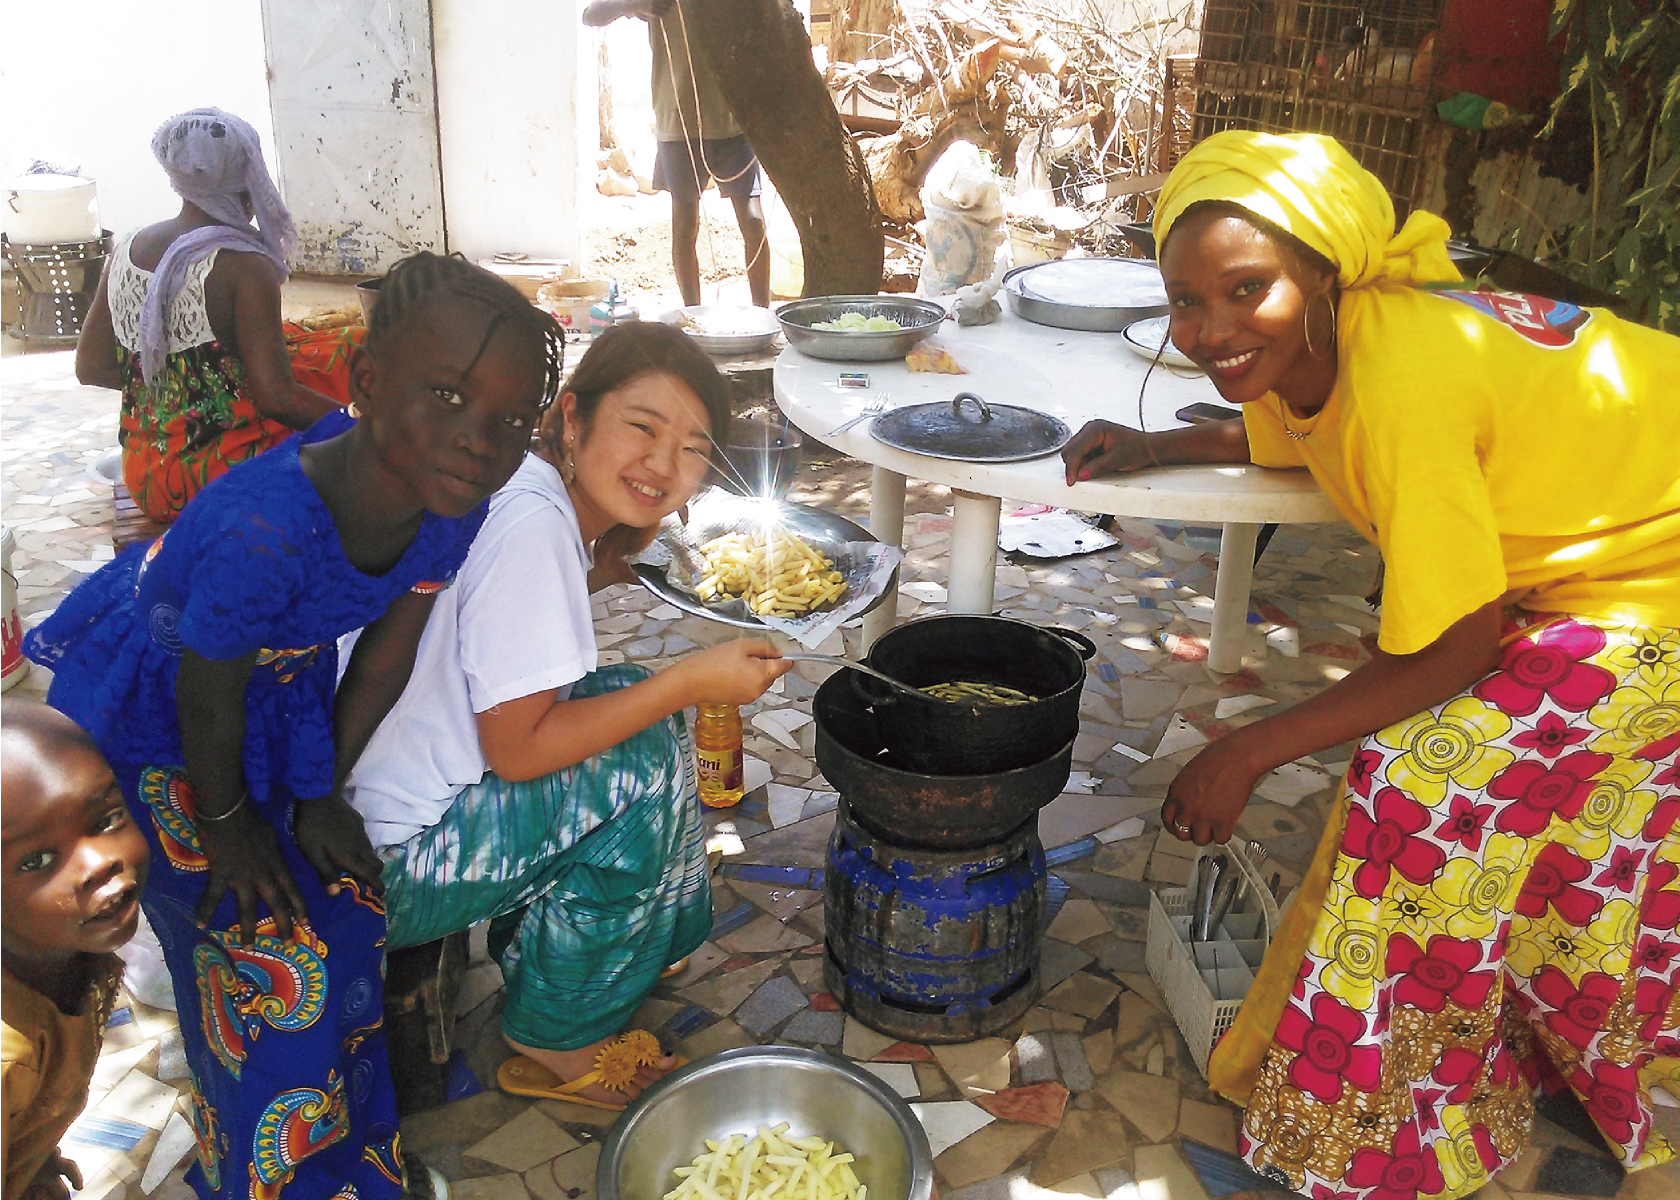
xmin=1063 ymin=131 xmax=1680 ymax=1199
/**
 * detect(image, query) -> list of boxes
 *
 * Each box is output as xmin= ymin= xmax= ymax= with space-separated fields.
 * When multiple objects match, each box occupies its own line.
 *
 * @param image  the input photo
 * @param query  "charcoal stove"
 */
xmin=813 ymin=670 xmax=1072 ymax=1042
xmin=2 ymin=230 xmax=113 ymax=345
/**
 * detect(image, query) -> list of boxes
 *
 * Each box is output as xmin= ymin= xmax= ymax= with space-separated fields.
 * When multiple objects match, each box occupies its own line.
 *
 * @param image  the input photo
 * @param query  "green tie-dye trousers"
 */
xmin=380 ymin=664 xmax=712 ymax=1050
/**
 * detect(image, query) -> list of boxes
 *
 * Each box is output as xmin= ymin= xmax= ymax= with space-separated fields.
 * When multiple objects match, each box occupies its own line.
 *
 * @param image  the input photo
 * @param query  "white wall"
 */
xmin=262 ymin=0 xmax=447 ymax=274
xmin=0 ymin=1 xmax=274 ymax=238
xmin=433 ymin=0 xmax=586 ymax=267
xmin=600 ymin=10 xmax=657 ymax=157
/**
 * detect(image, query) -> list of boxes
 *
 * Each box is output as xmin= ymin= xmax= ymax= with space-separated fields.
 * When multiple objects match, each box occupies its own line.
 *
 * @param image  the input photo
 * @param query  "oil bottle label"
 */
xmin=696 ymin=746 xmax=744 ymax=792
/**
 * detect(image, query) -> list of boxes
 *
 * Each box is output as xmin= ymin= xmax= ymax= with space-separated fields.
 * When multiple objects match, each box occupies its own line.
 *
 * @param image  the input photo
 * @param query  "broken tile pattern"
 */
xmin=1 ymin=343 xmax=1614 ymax=1198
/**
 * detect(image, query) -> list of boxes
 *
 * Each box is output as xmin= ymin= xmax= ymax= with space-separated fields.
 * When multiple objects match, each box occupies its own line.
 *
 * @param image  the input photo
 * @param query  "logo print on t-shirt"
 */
xmin=1437 ymin=290 xmax=1592 ymax=348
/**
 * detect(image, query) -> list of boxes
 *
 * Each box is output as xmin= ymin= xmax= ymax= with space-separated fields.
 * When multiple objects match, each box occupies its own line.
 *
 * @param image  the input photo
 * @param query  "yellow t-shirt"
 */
xmin=2 ymin=959 xmax=121 ymax=1200
xmin=1243 ymin=285 xmax=1680 ymax=655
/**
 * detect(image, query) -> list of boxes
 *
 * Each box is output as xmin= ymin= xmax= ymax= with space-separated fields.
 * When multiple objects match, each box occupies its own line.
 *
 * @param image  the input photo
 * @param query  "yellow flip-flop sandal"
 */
xmin=496 ymin=1029 xmax=676 ymax=1111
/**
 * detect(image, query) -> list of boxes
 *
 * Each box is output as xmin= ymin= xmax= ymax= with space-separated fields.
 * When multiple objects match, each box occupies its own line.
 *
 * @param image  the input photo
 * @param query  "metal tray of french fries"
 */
xmin=631 ymin=492 xmax=900 ymax=639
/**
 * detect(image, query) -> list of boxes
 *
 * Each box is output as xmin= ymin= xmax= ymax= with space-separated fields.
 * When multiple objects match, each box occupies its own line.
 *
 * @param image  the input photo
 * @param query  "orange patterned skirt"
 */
xmin=119 ymin=323 xmax=362 ymax=523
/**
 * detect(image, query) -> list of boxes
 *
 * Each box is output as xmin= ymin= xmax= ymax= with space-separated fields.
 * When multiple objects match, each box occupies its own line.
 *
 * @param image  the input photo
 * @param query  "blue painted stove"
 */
xmin=823 ymin=797 xmax=1047 ymax=1042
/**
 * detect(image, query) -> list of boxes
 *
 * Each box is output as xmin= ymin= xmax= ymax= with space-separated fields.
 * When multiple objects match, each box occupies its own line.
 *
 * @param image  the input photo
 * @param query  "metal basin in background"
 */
xmin=598 ymin=1046 xmax=934 ymax=1200
xmin=1002 ymin=258 xmax=1168 ymax=332
xmin=660 ymin=304 xmax=782 ymax=356
xmin=711 ymin=416 xmax=803 ymax=499
xmin=355 ymin=277 xmax=381 ymax=325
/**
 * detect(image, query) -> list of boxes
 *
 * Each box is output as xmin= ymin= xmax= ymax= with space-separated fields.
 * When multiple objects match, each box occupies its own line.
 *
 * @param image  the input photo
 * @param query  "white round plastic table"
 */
xmin=772 ymin=301 xmax=1345 ymax=671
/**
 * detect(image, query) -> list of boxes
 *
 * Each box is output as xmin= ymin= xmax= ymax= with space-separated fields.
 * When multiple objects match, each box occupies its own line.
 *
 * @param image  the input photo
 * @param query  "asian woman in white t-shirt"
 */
xmin=346 ymin=323 xmax=792 ymax=1111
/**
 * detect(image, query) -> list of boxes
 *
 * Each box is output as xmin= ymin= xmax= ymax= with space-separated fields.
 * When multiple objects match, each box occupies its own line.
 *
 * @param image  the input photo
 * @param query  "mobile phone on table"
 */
xmin=1175 ymin=402 xmax=1243 ymax=424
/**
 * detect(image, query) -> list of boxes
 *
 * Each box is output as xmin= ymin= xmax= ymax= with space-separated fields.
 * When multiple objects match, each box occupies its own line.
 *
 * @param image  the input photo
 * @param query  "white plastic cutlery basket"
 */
xmin=1145 ymin=840 xmax=1279 ymax=1077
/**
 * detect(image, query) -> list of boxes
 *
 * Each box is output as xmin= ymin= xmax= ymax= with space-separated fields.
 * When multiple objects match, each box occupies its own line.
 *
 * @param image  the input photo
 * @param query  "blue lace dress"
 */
xmin=25 ymin=419 xmax=485 ymax=1200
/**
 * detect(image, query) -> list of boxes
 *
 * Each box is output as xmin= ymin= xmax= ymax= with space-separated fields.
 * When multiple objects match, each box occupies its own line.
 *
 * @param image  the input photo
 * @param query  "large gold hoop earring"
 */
xmin=1304 ymin=291 xmax=1338 ymax=357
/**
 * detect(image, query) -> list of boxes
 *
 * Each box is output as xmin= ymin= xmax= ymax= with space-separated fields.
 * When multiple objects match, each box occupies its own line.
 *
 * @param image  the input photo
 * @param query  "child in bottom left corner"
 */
xmin=2 ymin=699 xmax=151 ymax=1200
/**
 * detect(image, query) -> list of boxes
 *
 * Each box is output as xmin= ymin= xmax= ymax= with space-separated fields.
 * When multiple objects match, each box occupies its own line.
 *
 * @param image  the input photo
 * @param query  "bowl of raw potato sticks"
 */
xmin=597 ymin=1047 xmax=934 ymax=1200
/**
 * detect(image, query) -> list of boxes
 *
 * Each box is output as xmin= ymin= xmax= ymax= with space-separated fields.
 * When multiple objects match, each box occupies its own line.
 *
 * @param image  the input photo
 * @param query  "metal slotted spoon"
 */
xmin=779 ymin=652 xmax=931 ymax=700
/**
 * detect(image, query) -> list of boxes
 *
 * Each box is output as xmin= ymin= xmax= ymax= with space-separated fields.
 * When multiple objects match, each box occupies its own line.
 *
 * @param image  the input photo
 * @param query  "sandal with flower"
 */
xmin=496 ymin=1029 xmax=680 ymax=1111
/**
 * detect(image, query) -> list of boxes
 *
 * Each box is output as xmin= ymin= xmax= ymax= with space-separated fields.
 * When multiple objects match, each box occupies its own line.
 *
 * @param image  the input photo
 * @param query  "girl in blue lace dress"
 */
xmin=24 ymin=254 xmax=564 ymax=1200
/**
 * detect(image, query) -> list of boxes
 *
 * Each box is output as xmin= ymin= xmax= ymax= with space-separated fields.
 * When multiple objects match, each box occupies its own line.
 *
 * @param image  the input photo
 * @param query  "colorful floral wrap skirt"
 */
xmin=119 ymin=323 xmax=362 ymax=524
xmin=1213 ymin=615 xmax=1680 ymax=1200
xmin=123 ymin=764 xmax=405 ymax=1200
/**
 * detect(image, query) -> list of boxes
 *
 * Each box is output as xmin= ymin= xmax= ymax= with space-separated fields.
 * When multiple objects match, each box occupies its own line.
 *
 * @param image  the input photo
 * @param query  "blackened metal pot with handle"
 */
xmin=854 ymin=615 xmax=1096 ymax=775
xmin=814 ymin=670 xmax=1074 ymax=847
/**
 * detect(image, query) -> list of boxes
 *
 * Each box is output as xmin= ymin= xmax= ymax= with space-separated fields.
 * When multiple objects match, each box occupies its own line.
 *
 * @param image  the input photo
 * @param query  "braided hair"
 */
xmin=364 ymin=252 xmax=564 ymax=410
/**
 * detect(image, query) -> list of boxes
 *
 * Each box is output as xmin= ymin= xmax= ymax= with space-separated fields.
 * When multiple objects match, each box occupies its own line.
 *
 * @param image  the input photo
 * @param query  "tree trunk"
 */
xmin=827 ymin=0 xmax=896 ymax=65
xmin=682 ymin=0 xmax=883 ymax=296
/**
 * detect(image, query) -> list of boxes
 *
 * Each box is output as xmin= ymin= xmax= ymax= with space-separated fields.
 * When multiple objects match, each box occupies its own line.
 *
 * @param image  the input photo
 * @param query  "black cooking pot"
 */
xmin=814 ymin=672 xmax=1073 ymax=847
xmin=854 ymin=615 xmax=1095 ymax=775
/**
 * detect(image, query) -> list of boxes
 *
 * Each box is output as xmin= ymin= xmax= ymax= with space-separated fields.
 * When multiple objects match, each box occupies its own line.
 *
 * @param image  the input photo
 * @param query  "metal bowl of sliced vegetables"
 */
xmin=776 ymin=295 xmax=946 ymax=361
xmin=598 ymin=1046 xmax=933 ymax=1200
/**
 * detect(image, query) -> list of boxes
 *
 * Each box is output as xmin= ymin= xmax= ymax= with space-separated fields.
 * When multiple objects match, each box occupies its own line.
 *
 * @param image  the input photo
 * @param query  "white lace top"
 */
xmin=107 ymin=230 xmax=222 ymax=355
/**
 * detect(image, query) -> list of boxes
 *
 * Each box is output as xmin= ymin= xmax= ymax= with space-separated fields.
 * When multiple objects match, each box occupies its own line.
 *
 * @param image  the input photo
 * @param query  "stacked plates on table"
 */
xmin=1120 ymin=315 xmax=1198 ymax=370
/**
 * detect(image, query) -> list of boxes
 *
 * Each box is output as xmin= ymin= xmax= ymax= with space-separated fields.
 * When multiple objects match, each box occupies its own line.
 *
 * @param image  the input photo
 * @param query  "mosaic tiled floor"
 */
xmin=4 ymin=324 xmax=1676 ymax=1200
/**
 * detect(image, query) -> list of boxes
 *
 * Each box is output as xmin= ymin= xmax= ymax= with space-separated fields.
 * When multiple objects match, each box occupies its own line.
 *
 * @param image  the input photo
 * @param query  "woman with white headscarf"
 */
xmin=76 ymin=108 xmax=360 ymax=522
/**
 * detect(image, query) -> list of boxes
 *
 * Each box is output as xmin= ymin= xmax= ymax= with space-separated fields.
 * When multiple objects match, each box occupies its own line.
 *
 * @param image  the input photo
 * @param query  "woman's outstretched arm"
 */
xmin=1161 ymin=598 xmax=1504 ymax=845
xmin=476 ymin=639 xmax=790 ymax=782
xmin=1062 ymin=416 xmax=1250 ymax=484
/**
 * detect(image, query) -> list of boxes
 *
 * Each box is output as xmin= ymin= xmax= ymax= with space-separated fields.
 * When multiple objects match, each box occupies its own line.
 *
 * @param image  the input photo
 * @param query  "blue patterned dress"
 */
xmin=25 ymin=420 xmax=485 ymax=1200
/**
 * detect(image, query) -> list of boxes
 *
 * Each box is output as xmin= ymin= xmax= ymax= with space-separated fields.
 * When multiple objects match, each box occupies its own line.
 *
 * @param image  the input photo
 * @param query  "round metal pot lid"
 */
xmin=1006 ymin=257 xmax=1167 ymax=308
xmin=869 ymin=393 xmax=1071 ymax=463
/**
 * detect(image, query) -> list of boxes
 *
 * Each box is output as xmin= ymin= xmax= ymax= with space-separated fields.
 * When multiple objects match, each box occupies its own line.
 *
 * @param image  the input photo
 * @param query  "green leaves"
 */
xmin=1539 ymin=1 xmax=1680 ymax=330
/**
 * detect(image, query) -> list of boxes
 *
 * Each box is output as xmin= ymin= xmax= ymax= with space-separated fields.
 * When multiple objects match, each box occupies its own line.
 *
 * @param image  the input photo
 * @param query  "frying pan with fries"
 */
xmin=631 ymin=492 xmax=899 ymax=635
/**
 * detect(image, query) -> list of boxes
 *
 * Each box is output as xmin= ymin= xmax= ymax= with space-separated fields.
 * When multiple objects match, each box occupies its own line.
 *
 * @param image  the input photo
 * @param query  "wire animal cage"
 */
xmin=1156 ymin=54 xmax=1199 ymax=176
xmin=1192 ymin=1 xmax=1443 ymax=209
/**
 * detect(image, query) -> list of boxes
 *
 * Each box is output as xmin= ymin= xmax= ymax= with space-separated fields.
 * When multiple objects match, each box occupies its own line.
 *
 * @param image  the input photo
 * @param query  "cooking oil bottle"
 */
xmin=694 ymin=702 xmax=745 ymax=808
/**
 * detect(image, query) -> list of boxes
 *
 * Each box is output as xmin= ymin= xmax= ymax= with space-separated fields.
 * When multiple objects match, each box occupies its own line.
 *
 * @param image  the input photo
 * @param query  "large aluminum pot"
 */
xmin=3 ymin=173 xmax=100 ymax=243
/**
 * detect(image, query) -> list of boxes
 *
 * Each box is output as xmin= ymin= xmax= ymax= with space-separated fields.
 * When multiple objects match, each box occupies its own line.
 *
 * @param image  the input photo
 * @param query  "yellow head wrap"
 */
xmin=1153 ymin=130 xmax=1461 ymax=290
